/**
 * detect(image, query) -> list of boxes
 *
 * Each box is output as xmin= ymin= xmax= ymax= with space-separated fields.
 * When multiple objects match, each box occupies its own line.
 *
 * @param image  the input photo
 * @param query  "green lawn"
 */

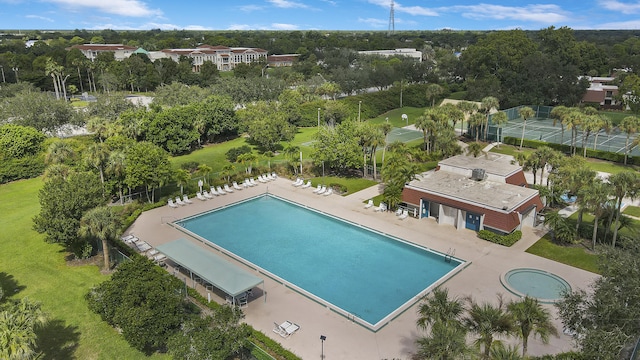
xmin=368 ymin=106 xmax=425 ymax=127
xmin=623 ymin=205 xmax=640 ymax=218
xmin=0 ymin=178 xmax=166 ymax=359
xmin=525 ymin=236 xmax=600 ymax=274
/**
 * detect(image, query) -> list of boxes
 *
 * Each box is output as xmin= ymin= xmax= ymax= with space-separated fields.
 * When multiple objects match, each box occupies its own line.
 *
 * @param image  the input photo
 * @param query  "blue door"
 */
xmin=420 ymin=199 xmax=429 ymax=218
xmin=465 ymin=212 xmax=481 ymax=231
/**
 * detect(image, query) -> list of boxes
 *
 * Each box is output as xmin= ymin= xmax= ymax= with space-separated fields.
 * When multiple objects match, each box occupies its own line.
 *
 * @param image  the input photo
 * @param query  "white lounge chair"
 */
xmin=224 ymin=184 xmax=234 ymax=193
xmin=312 ymin=184 xmax=322 ymax=193
xmin=175 ymin=196 xmax=186 ymax=206
xmin=316 ymin=186 xmax=326 ymax=195
xmin=395 ymin=208 xmax=403 ymax=216
xmin=152 ymin=254 xmax=166 ymax=263
xmin=121 ymin=234 xmax=137 ymax=243
xmin=249 ymin=178 xmax=258 ymax=186
xmin=182 ymin=194 xmax=193 ymax=204
xmin=136 ymin=241 xmax=152 ymax=252
xmin=301 ymin=180 xmax=312 ymax=189
xmin=364 ymin=200 xmax=374 ymax=209
xmin=398 ymin=210 xmax=409 ymax=220
xmin=216 ymin=186 xmax=227 ymax=195
xmin=233 ymin=181 xmax=243 ymax=190
xmin=258 ymin=175 xmax=267 ymax=183
xmin=265 ymin=173 xmax=274 ymax=181
xmin=271 ymin=172 xmax=278 ymax=179
xmin=291 ymin=178 xmax=302 ymax=186
xmin=275 ymin=321 xmax=300 ymax=338
xmin=196 ymin=192 xmax=207 ymax=201
xmin=147 ymin=249 xmax=159 ymax=257
xmin=168 ymin=199 xmax=178 ymax=208
xmin=203 ymin=190 xmax=214 ymax=199
xmin=209 ymin=186 xmax=219 ymax=196
xmin=323 ymin=188 xmax=333 ymax=196
xmin=374 ymin=202 xmax=387 ymax=212
xmin=243 ymin=179 xmax=252 ymax=187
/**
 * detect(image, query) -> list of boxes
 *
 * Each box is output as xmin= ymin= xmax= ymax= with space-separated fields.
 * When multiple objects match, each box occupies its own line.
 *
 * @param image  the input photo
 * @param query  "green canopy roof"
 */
xmin=157 ymin=238 xmax=263 ymax=297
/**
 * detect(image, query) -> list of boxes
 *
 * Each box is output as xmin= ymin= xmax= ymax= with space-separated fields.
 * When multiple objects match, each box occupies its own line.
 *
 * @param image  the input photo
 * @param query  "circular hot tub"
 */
xmin=500 ymin=268 xmax=571 ymax=304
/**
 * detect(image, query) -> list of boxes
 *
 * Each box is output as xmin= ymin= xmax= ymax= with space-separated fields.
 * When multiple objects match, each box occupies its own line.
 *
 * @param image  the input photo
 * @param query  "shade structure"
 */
xmin=156 ymin=238 xmax=263 ymax=298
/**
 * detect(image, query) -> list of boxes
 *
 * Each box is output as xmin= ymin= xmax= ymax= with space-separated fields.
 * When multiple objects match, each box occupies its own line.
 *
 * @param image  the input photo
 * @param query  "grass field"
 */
xmin=525 ymin=236 xmax=600 ymax=274
xmin=623 ymin=205 xmax=640 ymax=218
xmin=0 ymin=178 xmax=166 ymax=359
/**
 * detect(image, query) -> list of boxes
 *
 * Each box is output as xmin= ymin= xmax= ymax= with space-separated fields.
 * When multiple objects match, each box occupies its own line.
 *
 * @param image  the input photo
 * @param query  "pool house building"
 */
xmin=401 ymin=154 xmax=543 ymax=234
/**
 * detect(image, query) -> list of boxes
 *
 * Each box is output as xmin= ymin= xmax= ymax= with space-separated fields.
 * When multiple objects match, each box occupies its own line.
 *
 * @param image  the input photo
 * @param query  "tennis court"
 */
xmin=386 ymin=127 xmax=423 ymax=144
xmin=490 ymin=106 xmax=639 ymax=157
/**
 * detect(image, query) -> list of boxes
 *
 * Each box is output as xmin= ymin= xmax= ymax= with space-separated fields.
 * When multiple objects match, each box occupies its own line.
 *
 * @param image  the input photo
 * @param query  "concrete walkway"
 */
xmin=127 ymin=177 xmax=599 ymax=359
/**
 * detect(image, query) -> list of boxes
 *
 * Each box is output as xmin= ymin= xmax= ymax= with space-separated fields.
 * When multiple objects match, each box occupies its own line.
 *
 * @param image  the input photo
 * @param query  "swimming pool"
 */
xmin=176 ymin=194 xmax=464 ymax=329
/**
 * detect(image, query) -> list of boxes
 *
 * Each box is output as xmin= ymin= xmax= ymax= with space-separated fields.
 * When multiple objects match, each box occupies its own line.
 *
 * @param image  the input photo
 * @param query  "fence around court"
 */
xmin=487 ymin=105 xmax=640 ymax=157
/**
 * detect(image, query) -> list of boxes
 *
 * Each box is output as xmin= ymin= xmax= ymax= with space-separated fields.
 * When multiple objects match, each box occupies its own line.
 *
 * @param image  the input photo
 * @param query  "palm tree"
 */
xmin=608 ymin=171 xmax=640 ymax=247
xmin=283 ymin=143 xmax=301 ymax=175
xmin=550 ymin=105 xmax=569 ymax=145
xmin=417 ymin=287 xmax=465 ymax=330
xmin=196 ymin=164 xmax=212 ymax=184
xmin=507 ymin=296 xmax=558 ymax=357
xmin=43 ymin=163 xmax=72 ymax=180
xmin=619 ymin=116 xmax=639 ymax=165
xmin=414 ymin=321 xmax=469 ymax=360
xmin=456 ymin=101 xmax=479 ymax=136
xmin=593 ymin=115 xmax=613 ymax=150
xmin=481 ymin=96 xmax=499 ymax=141
xmin=518 ymin=106 xmax=535 ymax=150
xmin=469 ymin=113 xmax=485 ymax=142
xmin=0 ymin=297 xmax=47 ymax=360
xmin=368 ymin=127 xmax=385 ymax=180
xmin=79 ymin=206 xmax=121 ymax=271
xmin=425 ymin=83 xmax=444 ymax=107
xmin=580 ymin=115 xmax=600 ymax=157
xmin=579 ymin=177 xmax=611 ymax=250
xmin=441 ymin=103 xmax=465 ymax=135
xmin=415 ymin=109 xmax=438 ymax=152
xmin=564 ymin=110 xmax=584 ymax=156
xmin=236 ymin=153 xmax=257 ymax=174
xmin=490 ymin=111 xmax=509 ymax=146
xmin=379 ymin=122 xmax=393 ymax=166
xmin=221 ymin=163 xmax=235 ymax=183
xmin=464 ymin=296 xmax=514 ymax=360
xmin=106 ymin=150 xmax=126 ymax=204
xmin=543 ymin=210 xmax=574 ymax=244
xmin=174 ymin=168 xmax=191 ymax=195
xmin=466 ymin=142 xmax=485 ymax=158
xmin=84 ymin=143 xmax=109 ymax=184
xmin=489 ymin=342 xmax=523 ymax=360
xmin=45 ymin=140 xmax=74 ymax=165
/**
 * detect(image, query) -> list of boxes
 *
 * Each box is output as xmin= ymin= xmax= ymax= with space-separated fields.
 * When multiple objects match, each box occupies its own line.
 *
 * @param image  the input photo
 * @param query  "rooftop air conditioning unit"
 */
xmin=471 ymin=168 xmax=486 ymax=181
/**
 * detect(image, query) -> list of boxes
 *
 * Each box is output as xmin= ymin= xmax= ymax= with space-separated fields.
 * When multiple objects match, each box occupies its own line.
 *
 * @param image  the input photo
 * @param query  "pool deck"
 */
xmin=127 ymin=178 xmax=599 ymax=360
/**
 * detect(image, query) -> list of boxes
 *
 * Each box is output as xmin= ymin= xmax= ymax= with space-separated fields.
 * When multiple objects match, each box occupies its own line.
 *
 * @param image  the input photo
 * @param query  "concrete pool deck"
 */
xmin=126 ymin=178 xmax=599 ymax=359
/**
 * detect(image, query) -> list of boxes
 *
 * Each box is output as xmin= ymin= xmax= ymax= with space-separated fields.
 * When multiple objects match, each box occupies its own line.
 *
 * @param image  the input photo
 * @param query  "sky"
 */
xmin=1 ymin=0 xmax=640 ymax=31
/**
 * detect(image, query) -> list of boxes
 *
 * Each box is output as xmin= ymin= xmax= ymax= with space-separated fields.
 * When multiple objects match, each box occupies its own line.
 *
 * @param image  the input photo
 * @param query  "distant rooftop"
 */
xmin=438 ymin=153 xmax=520 ymax=178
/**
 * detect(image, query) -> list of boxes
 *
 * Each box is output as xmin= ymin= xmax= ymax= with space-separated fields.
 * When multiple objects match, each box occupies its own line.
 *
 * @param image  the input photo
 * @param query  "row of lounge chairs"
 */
xmin=169 ymin=173 xmax=279 ymax=207
xmin=120 ymin=234 xmax=166 ymax=264
xmin=292 ymin=178 xmax=333 ymax=196
xmin=273 ymin=320 xmax=300 ymax=338
xmin=168 ymin=194 xmax=194 ymax=208
xmin=364 ymin=200 xmax=387 ymax=212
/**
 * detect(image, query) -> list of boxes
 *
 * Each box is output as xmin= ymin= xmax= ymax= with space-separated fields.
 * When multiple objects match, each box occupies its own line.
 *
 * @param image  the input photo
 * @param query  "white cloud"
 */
xmin=448 ymin=4 xmax=569 ymax=24
xmin=26 ymin=14 xmax=54 ymax=22
xmin=267 ymin=0 xmax=308 ymax=9
xmin=239 ymin=4 xmax=263 ymax=12
xmin=358 ymin=17 xmax=387 ymax=28
xmin=593 ymin=19 xmax=640 ymax=29
xmin=598 ymin=0 xmax=640 ymax=14
xmin=228 ymin=24 xmax=252 ymax=30
xmin=45 ymin=0 xmax=161 ymax=17
xmin=85 ymin=22 xmax=212 ymax=30
xmin=367 ymin=0 xmax=438 ymax=16
xmin=271 ymin=22 xmax=299 ymax=30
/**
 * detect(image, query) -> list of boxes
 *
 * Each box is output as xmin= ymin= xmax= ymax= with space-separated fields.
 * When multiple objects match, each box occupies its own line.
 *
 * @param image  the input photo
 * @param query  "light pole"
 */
xmin=317 ymin=107 xmax=321 ymax=128
xmin=358 ymin=101 xmax=362 ymax=122
xmin=12 ymin=67 xmax=18 ymax=82
xmin=320 ymin=335 xmax=326 ymax=359
xmin=0 ymin=66 xmax=5 ymax=83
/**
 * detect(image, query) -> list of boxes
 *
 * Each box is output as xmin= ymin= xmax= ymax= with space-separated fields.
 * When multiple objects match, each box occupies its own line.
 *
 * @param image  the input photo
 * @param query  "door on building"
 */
xmin=420 ymin=199 xmax=429 ymax=218
xmin=465 ymin=212 xmax=481 ymax=231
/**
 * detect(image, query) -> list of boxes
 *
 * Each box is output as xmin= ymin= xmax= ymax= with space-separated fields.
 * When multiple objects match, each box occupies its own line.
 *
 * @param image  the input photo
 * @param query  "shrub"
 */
xmin=180 ymin=161 xmax=200 ymax=172
xmin=478 ymin=229 xmax=522 ymax=246
xmin=249 ymin=330 xmax=302 ymax=360
xmin=329 ymin=182 xmax=347 ymax=194
xmin=0 ymin=155 xmax=46 ymax=184
xmin=226 ymin=145 xmax=252 ymax=162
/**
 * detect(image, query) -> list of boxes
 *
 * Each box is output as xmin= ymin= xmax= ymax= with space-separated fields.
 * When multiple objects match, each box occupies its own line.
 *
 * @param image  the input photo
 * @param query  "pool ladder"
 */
xmin=445 ymin=248 xmax=455 ymax=263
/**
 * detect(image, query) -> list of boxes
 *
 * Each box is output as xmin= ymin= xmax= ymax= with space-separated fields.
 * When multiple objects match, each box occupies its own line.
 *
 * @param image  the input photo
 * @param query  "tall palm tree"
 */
xmin=564 ymin=110 xmax=584 ymax=156
xmin=608 ymin=171 xmax=640 ymax=247
xmin=550 ymin=105 xmax=569 ymax=145
xmin=43 ymin=163 xmax=72 ymax=180
xmin=196 ymin=164 xmax=212 ymax=184
xmin=593 ymin=115 xmax=613 ymax=150
xmin=489 ymin=342 xmax=523 ymax=360
xmin=481 ymin=96 xmax=500 ymax=141
xmin=490 ymin=111 xmax=509 ymax=146
xmin=619 ymin=116 xmax=639 ymax=165
xmin=0 ymin=297 xmax=47 ymax=360
xmin=456 ymin=101 xmax=479 ymax=136
xmin=507 ymin=296 xmax=558 ymax=357
xmin=579 ymin=177 xmax=611 ymax=250
xmin=221 ymin=163 xmax=235 ymax=183
xmin=379 ymin=122 xmax=393 ymax=166
xmin=469 ymin=113 xmax=485 ymax=142
xmin=425 ymin=83 xmax=444 ymax=107
xmin=106 ymin=150 xmax=126 ymax=204
xmin=441 ymin=103 xmax=465 ymax=135
xmin=414 ymin=321 xmax=469 ymax=360
xmin=464 ymin=296 xmax=514 ymax=360
xmin=79 ymin=206 xmax=121 ymax=271
xmin=580 ymin=115 xmax=600 ymax=157
xmin=84 ymin=143 xmax=109 ymax=184
xmin=415 ymin=109 xmax=438 ymax=152
xmin=283 ymin=143 xmax=301 ymax=175
xmin=368 ymin=127 xmax=385 ymax=180
xmin=174 ymin=168 xmax=191 ymax=195
xmin=236 ymin=153 xmax=257 ymax=174
xmin=518 ymin=106 xmax=535 ymax=151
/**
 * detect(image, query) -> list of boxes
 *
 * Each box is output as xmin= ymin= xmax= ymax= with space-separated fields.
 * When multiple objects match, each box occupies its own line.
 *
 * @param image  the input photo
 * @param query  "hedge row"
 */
xmin=0 ymin=155 xmax=45 ymax=184
xmin=502 ymin=137 xmax=637 ymax=165
xmin=477 ymin=230 xmax=522 ymax=247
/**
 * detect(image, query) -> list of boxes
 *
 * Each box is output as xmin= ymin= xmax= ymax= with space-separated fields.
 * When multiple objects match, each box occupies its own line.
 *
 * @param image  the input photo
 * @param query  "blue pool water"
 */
xmin=178 ymin=195 xmax=463 ymax=326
